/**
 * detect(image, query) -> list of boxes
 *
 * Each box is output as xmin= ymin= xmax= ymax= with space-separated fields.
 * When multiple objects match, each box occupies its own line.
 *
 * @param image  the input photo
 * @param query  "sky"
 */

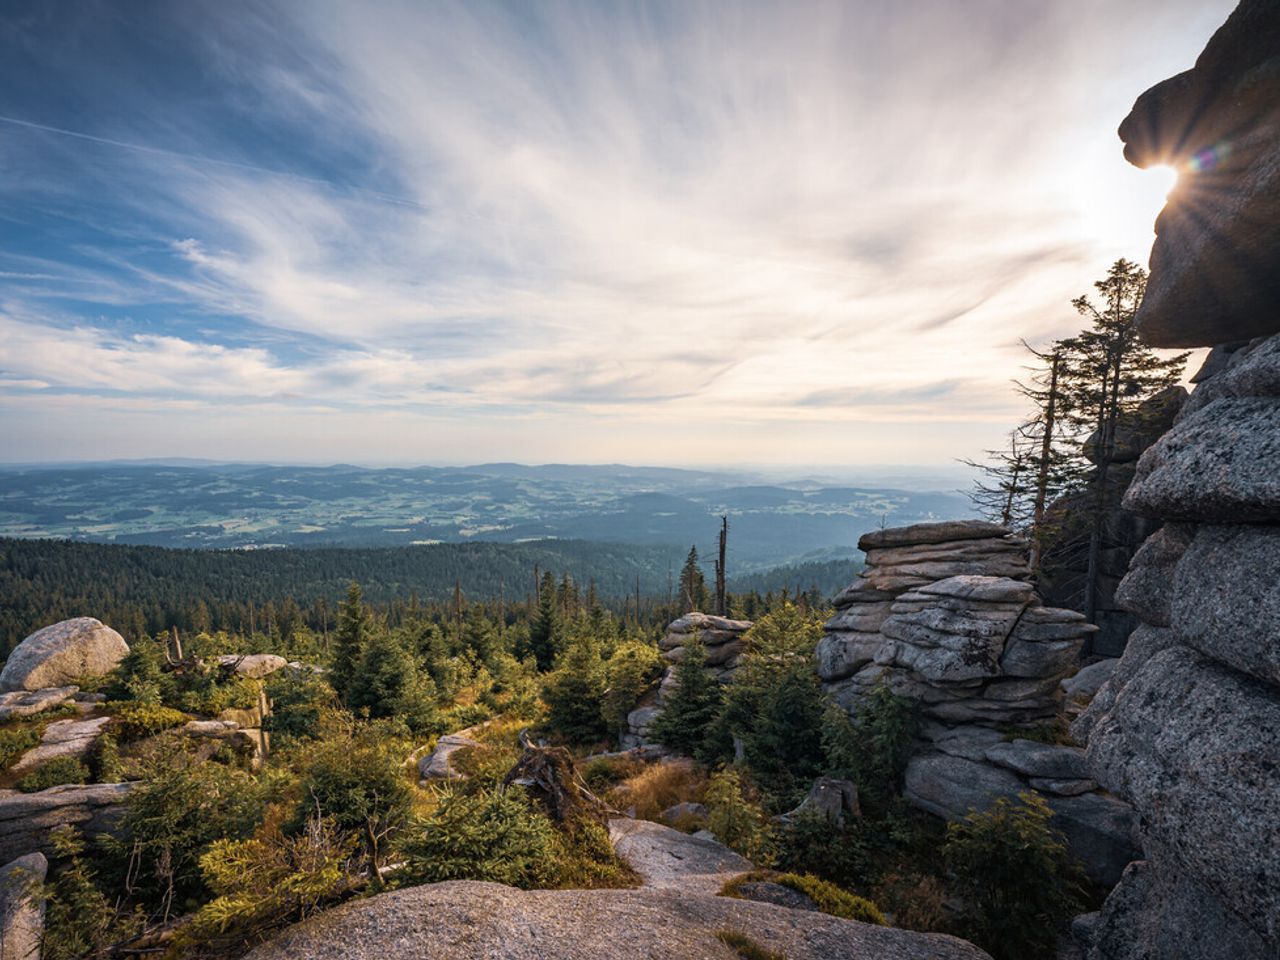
xmin=0 ymin=0 xmax=1234 ymax=469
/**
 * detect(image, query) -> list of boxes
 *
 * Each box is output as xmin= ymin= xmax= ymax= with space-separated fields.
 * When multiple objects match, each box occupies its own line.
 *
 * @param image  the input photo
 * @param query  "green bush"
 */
xmin=40 ymin=826 xmax=143 ymax=960
xmin=396 ymin=786 xmax=559 ymax=888
xmin=822 ymin=683 xmax=919 ymax=813
xmin=347 ymin=631 xmax=441 ymax=733
xmin=943 ymin=792 xmax=1087 ymax=960
xmin=705 ymin=767 xmax=776 ymax=865
xmin=542 ymin=634 xmax=608 ymax=747
xmin=263 ymin=670 xmax=337 ymax=745
xmin=715 ymin=929 xmax=786 ymax=960
xmin=775 ymin=808 xmax=872 ymax=889
xmin=647 ymin=637 xmax=724 ymax=762
xmin=108 ymin=702 xmax=188 ymax=741
xmin=774 ymin=872 xmax=884 ymax=924
xmin=16 ymin=756 xmax=89 ymax=792
xmin=600 ymin=641 xmax=662 ymax=740
xmin=0 ymin=726 xmax=41 ymax=772
xmin=103 ymin=637 xmax=172 ymax=705
xmin=172 ymin=674 xmax=260 ymax=716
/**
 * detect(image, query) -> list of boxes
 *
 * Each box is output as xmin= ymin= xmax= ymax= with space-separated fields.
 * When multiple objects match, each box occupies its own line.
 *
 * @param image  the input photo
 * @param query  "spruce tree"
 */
xmin=524 ymin=571 xmax=561 ymax=671
xmin=648 ymin=636 xmax=723 ymax=760
xmin=678 ymin=546 xmax=708 ymax=612
xmin=347 ymin=631 xmax=439 ymax=733
xmin=331 ymin=582 xmax=368 ymax=704
xmin=542 ymin=632 xmax=608 ymax=746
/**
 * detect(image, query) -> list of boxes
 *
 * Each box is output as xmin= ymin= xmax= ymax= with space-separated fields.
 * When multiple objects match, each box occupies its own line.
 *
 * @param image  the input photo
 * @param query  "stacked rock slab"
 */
xmin=1067 ymin=3 xmax=1280 ymax=957
xmin=623 ymin=613 xmax=753 ymax=749
xmin=819 ymin=521 xmax=1136 ymax=885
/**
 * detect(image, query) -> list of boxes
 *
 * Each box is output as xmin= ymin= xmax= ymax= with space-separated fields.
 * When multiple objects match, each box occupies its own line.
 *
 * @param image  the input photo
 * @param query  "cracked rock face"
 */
xmin=0 ymin=619 xmax=128 ymax=692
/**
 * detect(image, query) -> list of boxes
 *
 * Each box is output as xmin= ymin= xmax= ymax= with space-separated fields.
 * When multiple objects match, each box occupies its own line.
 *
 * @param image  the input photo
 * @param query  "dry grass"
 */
xmin=869 ymin=872 xmax=952 ymax=933
xmin=605 ymin=758 xmax=707 ymax=821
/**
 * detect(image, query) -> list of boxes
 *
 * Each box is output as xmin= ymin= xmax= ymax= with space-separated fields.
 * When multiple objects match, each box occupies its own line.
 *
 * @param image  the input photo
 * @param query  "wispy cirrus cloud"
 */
xmin=0 ymin=0 xmax=1229 ymax=464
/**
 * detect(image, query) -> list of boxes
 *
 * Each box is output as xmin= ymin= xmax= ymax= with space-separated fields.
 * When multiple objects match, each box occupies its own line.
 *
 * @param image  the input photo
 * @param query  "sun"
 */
xmin=1147 ymin=164 xmax=1179 ymax=199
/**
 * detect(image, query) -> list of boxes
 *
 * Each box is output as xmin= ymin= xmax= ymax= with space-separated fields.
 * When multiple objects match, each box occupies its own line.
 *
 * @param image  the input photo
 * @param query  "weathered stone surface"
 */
xmin=1061 ymin=659 xmax=1118 ymax=701
xmin=0 ymin=619 xmax=127 ymax=693
xmin=862 ymin=539 xmax=1026 ymax=568
xmin=1112 ymin=524 xmax=1193 ymax=627
xmin=0 ymin=688 xmax=78 ymax=722
xmin=1085 ymin=647 xmax=1280 ymax=942
xmin=859 ymin=520 xmax=1013 ymax=550
xmin=0 ymin=852 xmax=46 ymax=960
xmin=831 ymin=580 xmax=899 ymax=608
xmin=1084 ymin=859 xmax=1274 ymax=960
xmin=913 ymin=575 xmax=1036 ymax=605
xmin=665 ymin=613 xmax=753 ymax=636
xmin=814 ymin=632 xmax=881 ymax=682
xmin=8 ymin=716 xmax=110 ymax=777
xmin=608 ymin=817 xmax=751 ymax=895
xmin=659 ymin=802 xmax=707 ymax=825
xmin=626 ymin=706 xmax=660 ymax=737
xmin=824 ymin=603 xmax=894 ymax=635
xmin=781 ymin=777 xmax=860 ymax=827
xmin=919 ymin=723 xmax=1005 ymax=761
xmin=417 ymin=734 xmax=480 ymax=782
xmin=0 ymin=784 xmax=131 ymax=864
xmin=1168 ymin=524 xmax=1280 ymax=684
xmin=216 ymin=654 xmax=288 ymax=678
xmin=244 ymin=879 xmax=993 ymax=960
xmin=1072 ymin=624 xmax=1179 ymax=744
xmin=182 ymin=719 xmax=241 ymax=736
xmin=1182 ymin=334 xmax=1280 ymax=415
xmin=1028 ymin=777 xmax=1097 ymax=797
xmin=998 ymin=637 xmax=1081 ymax=679
xmin=1046 ymin=791 xmax=1140 ymax=887
xmin=730 ymin=880 xmax=820 ymax=913
xmin=1123 ymin=397 xmax=1280 ymax=522
xmin=983 ymin=740 xmax=1089 ymax=780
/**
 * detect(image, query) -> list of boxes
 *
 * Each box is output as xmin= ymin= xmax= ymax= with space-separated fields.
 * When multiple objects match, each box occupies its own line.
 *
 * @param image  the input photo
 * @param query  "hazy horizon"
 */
xmin=1 ymin=0 xmax=1228 ymax=465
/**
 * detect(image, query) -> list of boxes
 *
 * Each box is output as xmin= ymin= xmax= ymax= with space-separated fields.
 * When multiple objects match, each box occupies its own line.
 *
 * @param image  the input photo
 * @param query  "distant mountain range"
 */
xmin=0 ymin=461 xmax=974 ymax=572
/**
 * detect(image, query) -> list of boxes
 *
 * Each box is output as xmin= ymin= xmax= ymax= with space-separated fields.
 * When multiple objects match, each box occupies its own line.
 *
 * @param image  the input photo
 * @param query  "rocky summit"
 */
xmin=1070 ymin=3 xmax=1280 ymax=956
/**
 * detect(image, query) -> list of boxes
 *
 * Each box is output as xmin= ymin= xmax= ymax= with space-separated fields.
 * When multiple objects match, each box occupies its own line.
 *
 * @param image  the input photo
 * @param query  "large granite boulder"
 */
xmin=242 ymin=879 xmax=993 ymax=960
xmin=0 ymin=619 xmax=128 ymax=692
xmin=1117 ymin=0 xmax=1280 ymax=346
xmin=216 ymin=654 xmax=288 ymax=679
xmin=0 ymin=852 xmax=46 ymax=960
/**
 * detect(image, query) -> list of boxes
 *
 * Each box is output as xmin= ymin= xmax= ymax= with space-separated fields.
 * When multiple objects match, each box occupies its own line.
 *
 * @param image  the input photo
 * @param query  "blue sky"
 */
xmin=0 ymin=0 xmax=1231 ymax=466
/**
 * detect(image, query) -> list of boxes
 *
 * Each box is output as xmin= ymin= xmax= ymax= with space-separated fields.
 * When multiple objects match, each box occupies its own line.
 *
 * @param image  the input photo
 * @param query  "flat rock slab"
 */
xmin=0 ymin=782 xmax=131 ymax=864
xmin=0 ymin=618 xmax=128 ymax=692
xmin=418 ymin=734 xmax=481 ymax=781
xmin=983 ymin=740 xmax=1090 ymax=780
xmin=243 ymin=880 xmax=993 ymax=960
xmin=0 ymin=687 xmax=78 ymax=721
xmin=8 ymin=715 xmax=110 ymax=776
xmin=216 ymin=654 xmax=288 ymax=678
xmin=609 ymin=817 xmax=752 ymax=894
xmin=859 ymin=521 xmax=1012 ymax=550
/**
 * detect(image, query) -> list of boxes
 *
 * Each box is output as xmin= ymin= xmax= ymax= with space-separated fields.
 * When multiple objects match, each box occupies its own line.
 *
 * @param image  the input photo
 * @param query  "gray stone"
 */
xmin=0 ymin=784 xmax=131 ymax=865
xmin=903 ymin=753 xmax=1025 ymax=822
xmin=417 ymin=734 xmax=481 ymax=782
xmin=1061 ymin=660 xmax=1118 ymax=701
xmin=859 ymin=520 xmax=1013 ymax=550
xmin=814 ymin=633 xmax=882 ymax=682
xmin=216 ymin=654 xmax=288 ymax=678
xmin=1123 ymin=397 xmax=1280 ymax=522
xmin=914 ymin=575 xmax=1036 ymax=605
xmin=862 ymin=539 xmax=1026 ymax=568
xmin=1028 ymin=777 xmax=1098 ymax=797
xmin=182 ymin=719 xmax=241 ymax=736
xmin=1113 ymin=525 xmax=1193 ymax=627
xmin=659 ymin=802 xmax=707 ymax=825
xmin=0 ymin=852 xmax=46 ymax=960
xmin=0 ymin=688 xmax=78 ymax=722
xmin=1072 ymin=624 xmax=1179 ymax=744
xmin=1182 ymin=334 xmax=1280 ymax=415
xmin=998 ymin=638 xmax=1082 ymax=679
xmin=729 ymin=880 xmax=819 ymax=913
xmin=0 ymin=619 xmax=128 ymax=692
xmin=243 ymin=879 xmax=993 ymax=960
xmin=983 ymin=740 xmax=1090 ymax=780
xmin=664 ymin=613 xmax=752 ymax=636
xmin=1085 ymin=859 xmax=1274 ymax=960
xmin=782 ymin=777 xmax=860 ymax=827
xmin=830 ymin=580 xmax=899 ymax=608
xmin=626 ymin=706 xmax=660 ymax=736
xmin=608 ymin=817 xmax=752 ymax=895
xmin=919 ymin=723 xmax=1005 ymax=762
xmin=1085 ymin=647 xmax=1280 ymax=942
xmin=1041 ymin=790 xmax=1138 ymax=886
xmin=8 ymin=716 xmax=111 ymax=777
xmin=824 ymin=603 xmax=894 ymax=635
xmin=1118 ymin=0 xmax=1280 ymax=347
xmin=1168 ymin=524 xmax=1280 ymax=684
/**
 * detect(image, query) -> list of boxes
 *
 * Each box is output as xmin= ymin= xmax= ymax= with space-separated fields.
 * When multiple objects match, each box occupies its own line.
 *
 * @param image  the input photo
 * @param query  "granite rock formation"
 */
xmin=0 ymin=619 xmax=128 ymax=692
xmin=819 ymin=521 xmax=1136 ymax=884
xmin=0 ymin=852 xmax=46 ymax=960
xmin=1072 ymin=5 xmax=1280 ymax=955
xmin=0 ymin=783 xmax=131 ymax=865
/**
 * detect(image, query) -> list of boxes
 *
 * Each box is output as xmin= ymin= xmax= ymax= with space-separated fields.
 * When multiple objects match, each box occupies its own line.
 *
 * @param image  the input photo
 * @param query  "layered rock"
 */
xmin=7 ymin=716 xmax=110 ymax=778
xmin=0 ymin=852 xmax=46 ymax=960
xmin=1072 ymin=7 xmax=1280 ymax=954
xmin=819 ymin=521 xmax=1134 ymax=883
xmin=0 ymin=619 xmax=128 ymax=692
xmin=0 ymin=783 xmax=130 ymax=864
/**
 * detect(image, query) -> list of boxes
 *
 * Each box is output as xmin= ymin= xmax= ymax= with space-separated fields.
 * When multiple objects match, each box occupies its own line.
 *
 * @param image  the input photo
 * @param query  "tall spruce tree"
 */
xmin=524 ymin=570 xmax=561 ymax=671
xmin=678 ymin=546 xmax=708 ymax=613
xmin=648 ymin=636 xmax=723 ymax=760
xmin=331 ymin=582 xmax=368 ymax=704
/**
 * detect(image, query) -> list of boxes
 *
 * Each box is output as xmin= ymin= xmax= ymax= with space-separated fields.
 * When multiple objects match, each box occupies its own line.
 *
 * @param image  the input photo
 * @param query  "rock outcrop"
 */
xmin=243 ymin=879 xmax=993 ymax=960
xmin=609 ymin=817 xmax=752 ymax=894
xmin=1072 ymin=5 xmax=1280 ymax=956
xmin=0 ymin=852 xmax=46 ymax=960
xmin=0 ymin=688 xmax=79 ymax=722
xmin=215 ymin=654 xmax=288 ymax=679
xmin=0 ymin=619 xmax=128 ymax=692
xmin=0 ymin=784 xmax=130 ymax=865
xmin=819 ymin=521 xmax=1135 ymax=884
xmin=7 ymin=716 xmax=110 ymax=778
